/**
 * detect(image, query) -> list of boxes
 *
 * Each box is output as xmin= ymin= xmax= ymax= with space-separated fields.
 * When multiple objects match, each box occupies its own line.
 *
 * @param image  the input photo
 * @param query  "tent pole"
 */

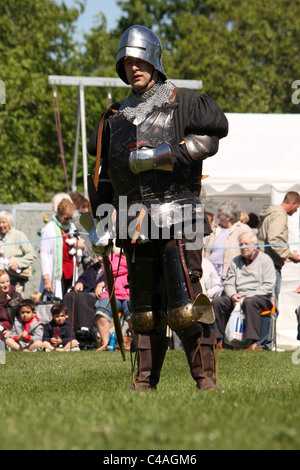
xmin=79 ymin=83 xmax=88 ymax=199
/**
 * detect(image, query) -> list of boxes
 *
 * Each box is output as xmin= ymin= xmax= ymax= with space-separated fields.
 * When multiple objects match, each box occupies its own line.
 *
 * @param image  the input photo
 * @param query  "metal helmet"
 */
xmin=116 ymin=25 xmax=167 ymax=84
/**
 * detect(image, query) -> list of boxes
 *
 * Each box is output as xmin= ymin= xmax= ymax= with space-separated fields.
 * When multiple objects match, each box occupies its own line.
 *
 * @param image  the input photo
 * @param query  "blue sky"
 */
xmin=58 ymin=0 xmax=123 ymax=41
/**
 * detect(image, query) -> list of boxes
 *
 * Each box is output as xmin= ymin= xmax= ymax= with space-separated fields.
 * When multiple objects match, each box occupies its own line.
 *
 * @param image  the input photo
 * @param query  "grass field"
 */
xmin=0 ymin=348 xmax=299 ymax=450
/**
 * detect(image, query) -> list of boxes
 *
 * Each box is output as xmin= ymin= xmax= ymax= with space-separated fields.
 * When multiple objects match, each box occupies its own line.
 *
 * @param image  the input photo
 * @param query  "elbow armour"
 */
xmin=184 ymin=134 xmax=215 ymax=161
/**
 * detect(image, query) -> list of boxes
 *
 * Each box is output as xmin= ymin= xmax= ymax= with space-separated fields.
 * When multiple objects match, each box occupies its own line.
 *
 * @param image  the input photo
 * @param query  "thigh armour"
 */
xmin=125 ymin=237 xmax=212 ymax=335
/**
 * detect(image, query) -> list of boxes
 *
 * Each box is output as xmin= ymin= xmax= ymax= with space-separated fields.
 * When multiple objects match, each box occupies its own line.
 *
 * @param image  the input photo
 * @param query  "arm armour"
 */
xmin=129 ymin=142 xmax=173 ymax=174
xmin=184 ymin=134 xmax=218 ymax=161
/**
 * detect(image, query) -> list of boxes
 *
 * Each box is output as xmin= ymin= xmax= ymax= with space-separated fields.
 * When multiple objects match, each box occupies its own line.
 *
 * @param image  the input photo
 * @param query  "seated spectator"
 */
xmin=0 ymin=210 xmax=36 ymax=295
xmin=212 ymin=232 xmax=276 ymax=350
xmin=95 ymin=251 xmax=131 ymax=350
xmin=43 ymin=302 xmax=79 ymax=351
xmin=201 ymin=258 xmax=223 ymax=298
xmin=0 ymin=269 xmax=22 ymax=350
xmin=63 ymin=255 xmax=105 ymax=332
xmin=203 ymin=200 xmax=252 ymax=286
xmin=6 ymin=299 xmax=44 ymax=351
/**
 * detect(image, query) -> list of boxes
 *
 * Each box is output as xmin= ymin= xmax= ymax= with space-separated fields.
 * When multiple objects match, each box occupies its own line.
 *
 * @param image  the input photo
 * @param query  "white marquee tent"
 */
xmin=202 ymin=113 xmax=300 ymax=350
xmin=202 ymin=113 xmax=300 ymax=197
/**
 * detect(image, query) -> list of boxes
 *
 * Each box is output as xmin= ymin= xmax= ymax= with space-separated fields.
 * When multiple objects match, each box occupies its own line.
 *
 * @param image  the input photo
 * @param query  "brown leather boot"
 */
xmin=131 ymin=333 xmax=169 ymax=391
xmin=181 ymin=328 xmax=219 ymax=391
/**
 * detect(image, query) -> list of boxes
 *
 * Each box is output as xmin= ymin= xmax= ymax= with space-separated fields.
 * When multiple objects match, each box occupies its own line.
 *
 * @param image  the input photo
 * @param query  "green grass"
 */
xmin=0 ymin=349 xmax=299 ymax=450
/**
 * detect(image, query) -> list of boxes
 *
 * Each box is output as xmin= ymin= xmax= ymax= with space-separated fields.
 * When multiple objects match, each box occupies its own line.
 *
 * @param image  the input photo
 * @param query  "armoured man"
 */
xmin=87 ymin=25 xmax=228 ymax=391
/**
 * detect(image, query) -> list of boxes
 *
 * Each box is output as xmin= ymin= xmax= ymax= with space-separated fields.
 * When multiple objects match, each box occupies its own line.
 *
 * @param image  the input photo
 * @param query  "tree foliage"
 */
xmin=117 ymin=0 xmax=300 ymax=113
xmin=0 ymin=0 xmax=82 ymax=203
xmin=78 ymin=14 xmax=129 ymax=174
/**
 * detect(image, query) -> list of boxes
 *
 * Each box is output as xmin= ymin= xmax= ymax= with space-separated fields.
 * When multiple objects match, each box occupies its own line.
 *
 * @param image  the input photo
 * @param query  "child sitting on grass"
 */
xmin=42 ymin=302 xmax=79 ymax=351
xmin=6 ymin=299 xmax=44 ymax=351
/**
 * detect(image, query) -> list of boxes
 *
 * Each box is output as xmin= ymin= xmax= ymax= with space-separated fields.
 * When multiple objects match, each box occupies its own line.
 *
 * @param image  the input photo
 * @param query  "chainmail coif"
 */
xmin=119 ymin=79 xmax=175 ymax=125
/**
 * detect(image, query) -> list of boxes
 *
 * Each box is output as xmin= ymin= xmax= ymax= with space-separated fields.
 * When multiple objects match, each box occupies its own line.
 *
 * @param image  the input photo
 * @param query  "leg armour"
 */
xmin=178 ymin=326 xmax=218 ymax=391
xmin=126 ymin=251 xmax=167 ymax=333
xmin=131 ymin=310 xmax=167 ymax=334
xmin=131 ymin=333 xmax=169 ymax=390
xmin=162 ymin=239 xmax=214 ymax=331
xmin=127 ymin=244 xmax=167 ymax=334
xmin=126 ymin=253 xmax=164 ymax=314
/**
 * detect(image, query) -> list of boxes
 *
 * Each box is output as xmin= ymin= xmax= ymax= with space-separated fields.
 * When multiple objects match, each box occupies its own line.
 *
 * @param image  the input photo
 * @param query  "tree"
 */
xmin=79 ymin=13 xmax=128 ymax=158
xmin=116 ymin=0 xmax=300 ymax=113
xmin=1 ymin=0 xmax=299 ymax=203
xmin=0 ymin=0 xmax=83 ymax=203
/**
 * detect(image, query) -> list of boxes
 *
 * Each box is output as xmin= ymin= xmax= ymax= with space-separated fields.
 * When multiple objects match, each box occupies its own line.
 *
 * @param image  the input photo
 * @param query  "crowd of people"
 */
xmin=0 ymin=191 xmax=133 ymax=352
xmin=0 ymin=191 xmax=299 ymax=353
xmin=204 ymin=193 xmax=300 ymax=350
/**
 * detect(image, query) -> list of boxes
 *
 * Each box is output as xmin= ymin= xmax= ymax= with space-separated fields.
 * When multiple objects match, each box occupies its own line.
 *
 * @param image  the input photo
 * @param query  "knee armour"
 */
xmin=126 ymin=251 xmax=167 ymax=334
xmin=126 ymin=240 xmax=214 ymax=334
xmin=167 ymin=294 xmax=215 ymax=332
xmin=162 ymin=241 xmax=215 ymax=332
xmin=131 ymin=310 xmax=167 ymax=334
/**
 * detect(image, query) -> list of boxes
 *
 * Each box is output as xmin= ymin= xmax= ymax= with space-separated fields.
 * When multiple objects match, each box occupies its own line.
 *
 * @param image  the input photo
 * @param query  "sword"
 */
xmin=80 ymin=174 xmax=126 ymax=361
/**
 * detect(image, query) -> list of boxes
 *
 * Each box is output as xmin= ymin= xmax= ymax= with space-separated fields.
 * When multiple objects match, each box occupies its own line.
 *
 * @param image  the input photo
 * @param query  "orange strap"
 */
xmin=261 ymin=305 xmax=276 ymax=315
xmin=94 ymin=108 xmax=118 ymax=190
xmin=131 ymin=207 xmax=147 ymax=244
xmin=169 ymin=86 xmax=179 ymax=103
xmin=261 ymin=298 xmax=276 ymax=316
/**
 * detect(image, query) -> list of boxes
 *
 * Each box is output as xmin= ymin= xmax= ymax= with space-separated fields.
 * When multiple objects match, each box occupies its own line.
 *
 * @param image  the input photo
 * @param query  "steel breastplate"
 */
xmin=107 ymin=102 xmax=200 ymax=228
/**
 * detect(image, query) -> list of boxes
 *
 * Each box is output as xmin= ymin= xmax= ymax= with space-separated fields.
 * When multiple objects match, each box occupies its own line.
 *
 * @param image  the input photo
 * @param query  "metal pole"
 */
xmin=72 ymin=90 xmax=81 ymax=192
xmin=48 ymin=75 xmax=202 ymax=90
xmin=79 ymin=83 xmax=88 ymax=199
